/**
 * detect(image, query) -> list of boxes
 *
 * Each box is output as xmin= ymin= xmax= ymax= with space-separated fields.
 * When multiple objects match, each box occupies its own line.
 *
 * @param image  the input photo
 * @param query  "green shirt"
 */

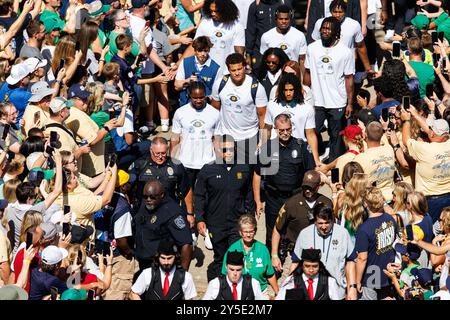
xmin=90 ymin=111 xmax=111 ymax=142
xmin=434 ymin=12 xmax=450 ymax=42
xmin=40 ymin=10 xmax=65 ymax=28
xmin=409 ymin=61 xmax=435 ymax=98
xmin=105 ymin=31 xmax=140 ymax=64
xmin=399 ymin=262 xmax=420 ymax=289
xmin=221 ymin=239 xmax=275 ymax=291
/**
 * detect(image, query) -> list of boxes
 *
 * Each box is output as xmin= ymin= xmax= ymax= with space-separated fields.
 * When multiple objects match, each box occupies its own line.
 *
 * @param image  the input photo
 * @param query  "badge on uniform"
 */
xmin=145 ymin=168 xmax=152 ymax=175
xmin=167 ymin=167 xmax=174 ymax=176
xmin=236 ymin=172 xmax=242 ymax=179
xmin=174 ymin=215 xmax=186 ymax=229
xmin=150 ymin=215 xmax=157 ymax=224
xmin=291 ymin=150 xmax=298 ymax=159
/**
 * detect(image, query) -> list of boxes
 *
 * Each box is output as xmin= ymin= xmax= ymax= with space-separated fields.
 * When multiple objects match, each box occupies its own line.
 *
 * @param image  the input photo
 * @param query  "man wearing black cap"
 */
xmin=203 ymin=250 xmax=265 ymax=300
xmin=129 ymin=238 xmax=197 ymax=300
xmin=276 ymin=249 xmax=338 ymax=300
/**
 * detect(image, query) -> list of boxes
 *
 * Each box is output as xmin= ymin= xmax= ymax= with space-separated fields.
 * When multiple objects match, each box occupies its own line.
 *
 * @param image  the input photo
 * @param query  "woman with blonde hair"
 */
xmin=0 ymin=59 xmax=11 ymax=85
xmin=2 ymin=153 xmax=25 ymax=182
xmin=49 ymin=35 xmax=83 ymax=85
xmin=391 ymin=182 xmax=414 ymax=226
xmin=406 ymin=191 xmax=434 ymax=244
xmin=2 ymin=177 xmax=20 ymax=202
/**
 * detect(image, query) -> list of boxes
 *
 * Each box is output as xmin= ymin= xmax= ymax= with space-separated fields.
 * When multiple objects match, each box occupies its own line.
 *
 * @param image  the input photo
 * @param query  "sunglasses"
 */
xmin=143 ymin=194 xmax=159 ymax=200
xmin=222 ymin=147 xmax=235 ymax=153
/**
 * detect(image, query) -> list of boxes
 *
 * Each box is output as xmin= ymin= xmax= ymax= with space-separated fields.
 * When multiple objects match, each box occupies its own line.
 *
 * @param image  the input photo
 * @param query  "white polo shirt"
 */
xmin=312 ymin=17 xmax=364 ymax=51
xmin=172 ymin=103 xmax=220 ymax=170
xmin=211 ymin=75 xmax=268 ymax=141
xmin=260 ymin=26 xmax=307 ymax=61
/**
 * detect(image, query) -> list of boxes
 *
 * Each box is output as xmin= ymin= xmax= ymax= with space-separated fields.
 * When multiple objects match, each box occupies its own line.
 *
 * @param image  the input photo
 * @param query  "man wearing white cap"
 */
xmin=401 ymin=105 xmax=450 ymax=223
xmin=22 ymin=81 xmax=56 ymax=136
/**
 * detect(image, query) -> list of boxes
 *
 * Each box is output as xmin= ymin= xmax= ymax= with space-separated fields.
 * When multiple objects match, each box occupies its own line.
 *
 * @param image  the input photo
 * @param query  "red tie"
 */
xmin=307 ymin=278 xmax=314 ymax=300
xmin=232 ymin=283 xmax=238 ymax=300
xmin=163 ymin=272 xmax=170 ymax=296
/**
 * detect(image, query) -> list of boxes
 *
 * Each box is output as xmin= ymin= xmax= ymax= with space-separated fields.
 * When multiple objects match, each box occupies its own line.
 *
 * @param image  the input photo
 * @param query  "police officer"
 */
xmin=194 ymin=134 xmax=254 ymax=282
xmin=134 ymin=180 xmax=193 ymax=272
xmin=134 ymin=136 xmax=190 ymax=204
xmin=129 ymin=238 xmax=197 ymax=300
xmin=254 ymin=114 xmax=310 ymax=253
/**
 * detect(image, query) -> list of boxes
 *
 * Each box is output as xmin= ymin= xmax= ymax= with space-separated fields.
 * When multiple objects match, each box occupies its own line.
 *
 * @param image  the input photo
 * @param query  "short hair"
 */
xmin=238 ymin=214 xmax=257 ymax=231
xmin=276 ymin=4 xmax=292 ymax=16
xmin=27 ymin=19 xmax=44 ymax=38
xmin=192 ymin=36 xmax=213 ymax=51
xmin=115 ymin=33 xmax=133 ymax=50
xmin=363 ymin=187 xmax=385 ymax=212
xmin=102 ymin=62 xmax=120 ymax=80
xmin=16 ymin=182 xmax=37 ymax=203
xmin=27 ymin=127 xmax=44 ymax=138
xmin=0 ymin=102 xmax=15 ymax=118
xmin=274 ymin=113 xmax=291 ymax=127
xmin=313 ymin=203 xmax=334 ymax=222
xmin=0 ymin=0 xmax=13 ymax=16
xmin=329 ymin=0 xmax=347 ymax=12
xmin=187 ymin=81 xmax=206 ymax=95
xmin=225 ymin=53 xmax=246 ymax=68
xmin=218 ymin=134 xmax=235 ymax=144
xmin=366 ymin=121 xmax=384 ymax=142
xmin=407 ymin=37 xmax=423 ymax=56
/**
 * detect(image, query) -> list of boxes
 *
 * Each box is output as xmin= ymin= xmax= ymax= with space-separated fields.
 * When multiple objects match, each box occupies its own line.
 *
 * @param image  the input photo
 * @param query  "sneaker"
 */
xmin=138 ymin=124 xmax=156 ymax=136
xmin=204 ymin=229 xmax=213 ymax=250
xmin=384 ymin=29 xmax=395 ymax=43
xmin=161 ymin=124 xmax=169 ymax=132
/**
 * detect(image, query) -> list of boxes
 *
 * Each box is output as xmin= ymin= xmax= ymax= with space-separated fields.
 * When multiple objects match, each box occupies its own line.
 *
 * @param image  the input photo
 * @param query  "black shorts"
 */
xmin=185 ymin=168 xmax=200 ymax=189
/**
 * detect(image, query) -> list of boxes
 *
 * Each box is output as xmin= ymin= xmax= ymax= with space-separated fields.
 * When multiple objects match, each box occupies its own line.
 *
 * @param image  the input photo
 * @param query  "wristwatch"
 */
xmin=349 ymin=284 xmax=358 ymax=289
xmin=103 ymin=125 xmax=111 ymax=132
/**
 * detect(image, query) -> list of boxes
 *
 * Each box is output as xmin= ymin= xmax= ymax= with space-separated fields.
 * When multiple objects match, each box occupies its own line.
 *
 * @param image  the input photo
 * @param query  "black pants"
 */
xmin=263 ymin=191 xmax=290 ymax=253
xmin=385 ymin=0 xmax=415 ymax=34
xmin=314 ymin=107 xmax=346 ymax=162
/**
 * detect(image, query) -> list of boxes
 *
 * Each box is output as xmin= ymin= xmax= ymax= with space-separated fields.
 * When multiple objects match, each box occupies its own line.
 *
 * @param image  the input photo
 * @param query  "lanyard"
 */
xmin=313 ymin=226 xmax=333 ymax=264
xmin=347 ymin=149 xmax=359 ymax=156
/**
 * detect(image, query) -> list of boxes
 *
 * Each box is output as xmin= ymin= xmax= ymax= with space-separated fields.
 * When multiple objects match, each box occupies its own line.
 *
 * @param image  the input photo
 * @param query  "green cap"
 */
xmin=31 ymin=167 xmax=55 ymax=180
xmin=411 ymin=15 xmax=429 ymax=30
xmin=41 ymin=16 xmax=65 ymax=33
xmin=89 ymin=3 xmax=111 ymax=17
xmin=61 ymin=289 xmax=87 ymax=300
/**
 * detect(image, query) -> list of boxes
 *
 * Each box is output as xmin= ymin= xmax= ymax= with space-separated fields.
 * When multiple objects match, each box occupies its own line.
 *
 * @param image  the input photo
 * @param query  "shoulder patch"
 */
xmin=174 ymin=215 xmax=186 ymax=229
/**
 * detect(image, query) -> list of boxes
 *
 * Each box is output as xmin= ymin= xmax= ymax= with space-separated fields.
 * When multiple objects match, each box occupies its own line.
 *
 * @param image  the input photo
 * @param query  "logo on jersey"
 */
xmin=167 ymin=167 xmax=174 ymax=176
xmin=174 ymin=215 xmax=186 ymax=229
xmin=229 ymin=95 xmax=238 ymax=102
xmin=215 ymin=31 xmax=223 ymax=37
xmin=150 ymin=215 xmax=157 ymax=224
xmin=280 ymin=44 xmax=288 ymax=50
xmin=236 ymin=172 xmax=242 ymax=179
xmin=291 ymin=150 xmax=298 ymax=159
xmin=193 ymin=120 xmax=202 ymax=128
xmin=322 ymin=57 xmax=330 ymax=63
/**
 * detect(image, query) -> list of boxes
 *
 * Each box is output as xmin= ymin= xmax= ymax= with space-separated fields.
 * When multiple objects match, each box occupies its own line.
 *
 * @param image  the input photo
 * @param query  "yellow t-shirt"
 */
xmin=22 ymin=104 xmax=50 ymax=137
xmin=354 ymin=144 xmax=396 ymax=202
xmin=44 ymin=119 xmax=78 ymax=154
xmin=406 ymin=139 xmax=450 ymax=196
xmin=335 ymin=150 xmax=358 ymax=183
xmin=65 ymin=107 xmax=105 ymax=177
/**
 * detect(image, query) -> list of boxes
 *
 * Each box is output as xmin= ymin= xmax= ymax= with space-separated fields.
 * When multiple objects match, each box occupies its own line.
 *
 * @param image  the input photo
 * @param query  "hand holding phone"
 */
xmin=392 ymin=41 xmax=401 ymax=59
xmin=405 ymin=224 xmax=414 ymax=241
xmin=62 ymin=223 xmax=71 ymax=236
xmin=108 ymin=153 xmax=117 ymax=167
xmin=382 ymin=108 xmax=389 ymax=122
xmin=331 ymin=168 xmax=340 ymax=184
xmin=50 ymin=131 xmax=58 ymax=148
xmin=432 ymin=31 xmax=438 ymax=43
xmin=87 ymin=289 xmax=95 ymax=300
xmin=426 ymin=83 xmax=434 ymax=99
xmin=403 ymin=96 xmax=410 ymax=110
xmin=26 ymin=231 xmax=33 ymax=248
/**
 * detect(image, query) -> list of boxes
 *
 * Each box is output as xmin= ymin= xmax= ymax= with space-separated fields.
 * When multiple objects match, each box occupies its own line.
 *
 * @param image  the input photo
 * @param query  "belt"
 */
xmin=426 ymin=192 xmax=450 ymax=200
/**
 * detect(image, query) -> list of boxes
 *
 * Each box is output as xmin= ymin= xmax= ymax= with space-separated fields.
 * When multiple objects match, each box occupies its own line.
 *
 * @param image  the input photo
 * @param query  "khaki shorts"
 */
xmin=102 ymin=255 xmax=139 ymax=300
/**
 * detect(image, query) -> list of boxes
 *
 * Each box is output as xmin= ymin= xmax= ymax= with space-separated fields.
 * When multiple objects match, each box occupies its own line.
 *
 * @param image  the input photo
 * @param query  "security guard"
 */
xmin=194 ymin=134 xmax=254 ymax=282
xmin=134 ymin=136 xmax=190 ymax=203
xmin=134 ymin=180 xmax=193 ymax=272
xmin=254 ymin=114 xmax=311 ymax=253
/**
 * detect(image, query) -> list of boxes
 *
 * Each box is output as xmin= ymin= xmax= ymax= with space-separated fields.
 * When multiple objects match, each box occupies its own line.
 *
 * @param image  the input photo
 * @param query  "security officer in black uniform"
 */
xmin=134 ymin=180 xmax=193 ymax=272
xmin=194 ymin=135 xmax=254 ymax=282
xmin=254 ymin=114 xmax=311 ymax=253
xmin=134 ymin=136 xmax=190 ymax=205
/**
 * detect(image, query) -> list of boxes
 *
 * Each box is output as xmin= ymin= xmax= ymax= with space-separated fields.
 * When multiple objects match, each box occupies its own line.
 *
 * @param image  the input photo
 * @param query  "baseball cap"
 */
xmin=29 ymin=81 xmax=56 ymax=103
xmin=302 ymin=170 xmax=321 ymax=189
xmin=89 ymin=0 xmax=111 ymax=16
xmin=339 ymin=124 xmax=363 ymax=140
xmin=131 ymin=0 xmax=149 ymax=8
xmin=26 ymin=152 xmax=45 ymax=170
xmin=40 ymin=222 xmax=62 ymax=240
xmin=6 ymin=63 xmax=31 ymax=85
xmin=411 ymin=268 xmax=433 ymax=287
xmin=29 ymin=168 xmax=55 ymax=181
xmin=426 ymin=118 xmax=449 ymax=136
xmin=0 ymin=199 xmax=8 ymax=210
xmin=68 ymin=84 xmax=91 ymax=101
xmin=394 ymin=243 xmax=421 ymax=261
xmin=71 ymin=225 xmax=94 ymax=244
xmin=411 ymin=14 xmax=429 ymax=30
xmin=49 ymin=97 xmax=74 ymax=113
xmin=23 ymin=57 xmax=47 ymax=72
xmin=61 ymin=289 xmax=87 ymax=300
xmin=116 ymin=170 xmax=136 ymax=187
xmin=41 ymin=245 xmax=68 ymax=265
xmin=41 ymin=16 xmax=65 ymax=33
xmin=0 ymin=285 xmax=28 ymax=300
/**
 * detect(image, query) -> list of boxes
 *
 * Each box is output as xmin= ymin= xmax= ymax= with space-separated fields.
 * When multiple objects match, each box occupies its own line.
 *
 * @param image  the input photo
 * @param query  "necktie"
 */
xmin=307 ymin=278 xmax=314 ymax=300
xmin=163 ymin=272 xmax=170 ymax=296
xmin=232 ymin=283 xmax=238 ymax=300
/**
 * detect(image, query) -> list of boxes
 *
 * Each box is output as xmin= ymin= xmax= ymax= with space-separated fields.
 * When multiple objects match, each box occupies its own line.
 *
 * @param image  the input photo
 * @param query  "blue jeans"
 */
xmin=427 ymin=194 xmax=450 ymax=223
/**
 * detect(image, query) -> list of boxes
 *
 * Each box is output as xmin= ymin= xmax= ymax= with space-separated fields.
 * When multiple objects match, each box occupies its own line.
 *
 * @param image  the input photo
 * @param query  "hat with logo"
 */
xmin=302 ymin=170 xmax=321 ymax=189
xmin=411 ymin=268 xmax=434 ymax=288
xmin=394 ymin=243 xmax=421 ymax=261
xmin=26 ymin=152 xmax=45 ymax=170
xmin=61 ymin=288 xmax=87 ymax=300
xmin=6 ymin=63 xmax=31 ymax=85
xmin=71 ymin=224 xmax=94 ymax=244
xmin=339 ymin=124 xmax=363 ymax=140
xmin=426 ymin=118 xmax=449 ymax=136
xmin=226 ymin=250 xmax=244 ymax=266
xmin=40 ymin=222 xmax=62 ymax=240
xmin=357 ymin=108 xmax=377 ymax=126
xmin=49 ymin=97 xmax=74 ymax=113
xmin=88 ymin=0 xmax=111 ymax=16
xmin=116 ymin=170 xmax=136 ymax=187
xmin=29 ymin=81 xmax=56 ymax=103
xmin=41 ymin=245 xmax=68 ymax=265
xmin=0 ymin=285 xmax=28 ymax=300
xmin=68 ymin=84 xmax=91 ymax=101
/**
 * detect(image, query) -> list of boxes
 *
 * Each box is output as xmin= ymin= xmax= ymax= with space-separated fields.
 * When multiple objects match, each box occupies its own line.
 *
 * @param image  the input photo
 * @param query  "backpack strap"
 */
xmin=250 ymin=76 xmax=259 ymax=105
xmin=45 ymin=123 xmax=77 ymax=144
xmin=218 ymin=75 xmax=229 ymax=95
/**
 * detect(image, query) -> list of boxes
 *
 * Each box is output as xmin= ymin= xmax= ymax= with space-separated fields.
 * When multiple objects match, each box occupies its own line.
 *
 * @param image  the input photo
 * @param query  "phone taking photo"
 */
xmin=26 ymin=231 xmax=33 ymax=248
xmin=382 ymin=108 xmax=389 ymax=122
xmin=405 ymin=224 xmax=414 ymax=241
xmin=50 ymin=131 xmax=58 ymax=148
xmin=439 ymin=31 xmax=445 ymax=42
xmin=62 ymin=223 xmax=71 ymax=236
xmin=426 ymin=83 xmax=434 ymax=99
xmin=331 ymin=168 xmax=340 ymax=184
xmin=87 ymin=289 xmax=95 ymax=300
xmin=108 ymin=153 xmax=117 ymax=167
xmin=403 ymin=96 xmax=410 ymax=110
xmin=432 ymin=31 xmax=438 ymax=43
xmin=392 ymin=41 xmax=401 ymax=58
xmin=2 ymin=123 xmax=10 ymax=140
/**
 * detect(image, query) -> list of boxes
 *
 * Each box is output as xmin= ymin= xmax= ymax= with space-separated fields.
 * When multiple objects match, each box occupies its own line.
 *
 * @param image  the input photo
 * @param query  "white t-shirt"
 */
xmin=115 ymin=109 xmax=134 ymax=137
xmin=312 ymin=18 xmax=364 ymax=51
xmin=232 ymin=0 xmax=253 ymax=30
xmin=324 ymin=0 xmax=333 ymax=17
xmin=264 ymin=101 xmax=315 ymax=141
xmin=260 ymin=27 xmax=307 ymax=61
xmin=128 ymin=12 xmax=155 ymax=48
xmin=194 ymin=18 xmax=245 ymax=70
xmin=304 ymin=40 xmax=355 ymax=108
xmin=211 ymin=75 xmax=268 ymax=141
xmin=131 ymin=266 xmax=197 ymax=300
xmin=171 ymin=103 xmax=220 ymax=169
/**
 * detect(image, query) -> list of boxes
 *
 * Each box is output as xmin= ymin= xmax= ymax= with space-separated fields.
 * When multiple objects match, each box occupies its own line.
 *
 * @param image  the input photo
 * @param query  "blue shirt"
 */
xmin=371 ymin=100 xmax=400 ymax=120
xmin=355 ymin=213 xmax=397 ymax=288
xmin=0 ymin=83 xmax=32 ymax=126
xmin=415 ymin=214 xmax=434 ymax=243
xmin=29 ymin=268 xmax=68 ymax=300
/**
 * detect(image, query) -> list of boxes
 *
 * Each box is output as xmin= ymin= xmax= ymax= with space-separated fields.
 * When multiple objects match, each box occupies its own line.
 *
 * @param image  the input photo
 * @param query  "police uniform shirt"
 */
xmin=260 ymin=26 xmax=307 ymax=61
xmin=171 ymin=103 xmax=220 ymax=170
xmin=202 ymin=275 xmax=266 ymax=300
xmin=131 ymin=266 xmax=197 ymax=300
xmin=264 ymin=100 xmax=316 ymax=141
xmin=211 ymin=74 xmax=268 ymax=141
xmin=276 ymin=273 xmax=341 ymax=300
xmin=312 ymin=17 xmax=364 ymax=51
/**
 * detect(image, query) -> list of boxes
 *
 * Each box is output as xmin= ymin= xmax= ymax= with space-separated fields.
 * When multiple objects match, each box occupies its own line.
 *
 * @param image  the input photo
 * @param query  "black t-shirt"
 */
xmin=0 ymin=13 xmax=32 ymax=54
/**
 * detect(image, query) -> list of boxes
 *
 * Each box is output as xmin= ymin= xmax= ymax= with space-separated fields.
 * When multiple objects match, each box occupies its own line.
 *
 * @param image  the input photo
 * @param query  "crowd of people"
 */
xmin=0 ymin=0 xmax=449 ymax=301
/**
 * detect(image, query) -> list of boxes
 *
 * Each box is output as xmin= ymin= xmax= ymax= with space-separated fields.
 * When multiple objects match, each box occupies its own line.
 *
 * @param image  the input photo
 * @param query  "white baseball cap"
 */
xmin=23 ymin=57 xmax=47 ymax=72
xmin=426 ymin=118 xmax=450 ymax=136
xmin=41 ymin=245 xmax=68 ymax=265
xmin=29 ymin=81 xmax=56 ymax=103
xmin=6 ymin=63 xmax=31 ymax=85
xmin=49 ymin=97 xmax=74 ymax=113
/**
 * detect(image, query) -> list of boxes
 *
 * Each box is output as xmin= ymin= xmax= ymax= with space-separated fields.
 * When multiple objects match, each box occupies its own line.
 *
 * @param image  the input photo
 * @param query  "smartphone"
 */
xmin=62 ymin=223 xmax=71 ymax=236
xmin=6 ymin=151 xmax=15 ymax=161
xmin=433 ymin=53 xmax=440 ymax=67
xmin=2 ymin=123 xmax=10 ymax=140
xmin=58 ymin=59 xmax=65 ymax=72
xmin=108 ymin=153 xmax=117 ymax=167
xmin=371 ymin=181 xmax=377 ymax=187
xmin=382 ymin=108 xmax=389 ymax=122
xmin=405 ymin=224 xmax=414 ymax=241
xmin=432 ymin=31 xmax=438 ymax=43
xmin=34 ymin=111 xmax=40 ymax=124
xmin=50 ymin=287 xmax=58 ymax=301
xmin=64 ymin=205 xmax=71 ymax=215
xmin=388 ymin=121 xmax=395 ymax=131
xmin=45 ymin=145 xmax=54 ymax=155
xmin=392 ymin=41 xmax=401 ymax=58
xmin=403 ymin=96 xmax=410 ymax=110
xmin=75 ymin=41 xmax=80 ymax=51
xmin=439 ymin=31 xmax=445 ymax=42
xmin=346 ymin=118 xmax=352 ymax=126
xmin=331 ymin=168 xmax=339 ymax=184
xmin=104 ymin=38 xmax=110 ymax=47
xmin=426 ymin=83 xmax=434 ymax=98
xmin=50 ymin=131 xmax=58 ymax=147
xmin=26 ymin=231 xmax=33 ymax=248
xmin=443 ymin=58 xmax=447 ymax=71
xmin=87 ymin=289 xmax=95 ymax=300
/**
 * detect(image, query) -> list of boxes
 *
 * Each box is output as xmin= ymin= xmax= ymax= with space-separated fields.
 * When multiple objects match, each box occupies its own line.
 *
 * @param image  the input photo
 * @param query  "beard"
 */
xmin=160 ymin=263 xmax=173 ymax=273
xmin=321 ymin=36 xmax=334 ymax=47
xmin=145 ymin=204 xmax=156 ymax=211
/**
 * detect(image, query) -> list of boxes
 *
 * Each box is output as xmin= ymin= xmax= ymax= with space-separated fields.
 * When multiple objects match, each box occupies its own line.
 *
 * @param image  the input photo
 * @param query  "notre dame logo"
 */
xmin=193 ymin=120 xmax=202 ymax=127
xmin=322 ymin=57 xmax=330 ymax=63
xmin=280 ymin=44 xmax=287 ymax=50
xmin=230 ymin=96 xmax=238 ymax=102
xmin=215 ymin=31 xmax=223 ymax=37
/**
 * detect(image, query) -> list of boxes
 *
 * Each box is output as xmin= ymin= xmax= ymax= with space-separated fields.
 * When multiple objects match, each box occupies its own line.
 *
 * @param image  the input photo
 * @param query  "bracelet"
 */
xmin=23 ymin=259 xmax=31 ymax=265
xmin=103 ymin=126 xmax=111 ymax=133
xmin=349 ymin=284 xmax=358 ymax=289
xmin=107 ymin=264 xmax=113 ymax=267
xmin=187 ymin=213 xmax=194 ymax=216
xmin=271 ymin=254 xmax=278 ymax=258
xmin=99 ymin=59 xmax=105 ymax=62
